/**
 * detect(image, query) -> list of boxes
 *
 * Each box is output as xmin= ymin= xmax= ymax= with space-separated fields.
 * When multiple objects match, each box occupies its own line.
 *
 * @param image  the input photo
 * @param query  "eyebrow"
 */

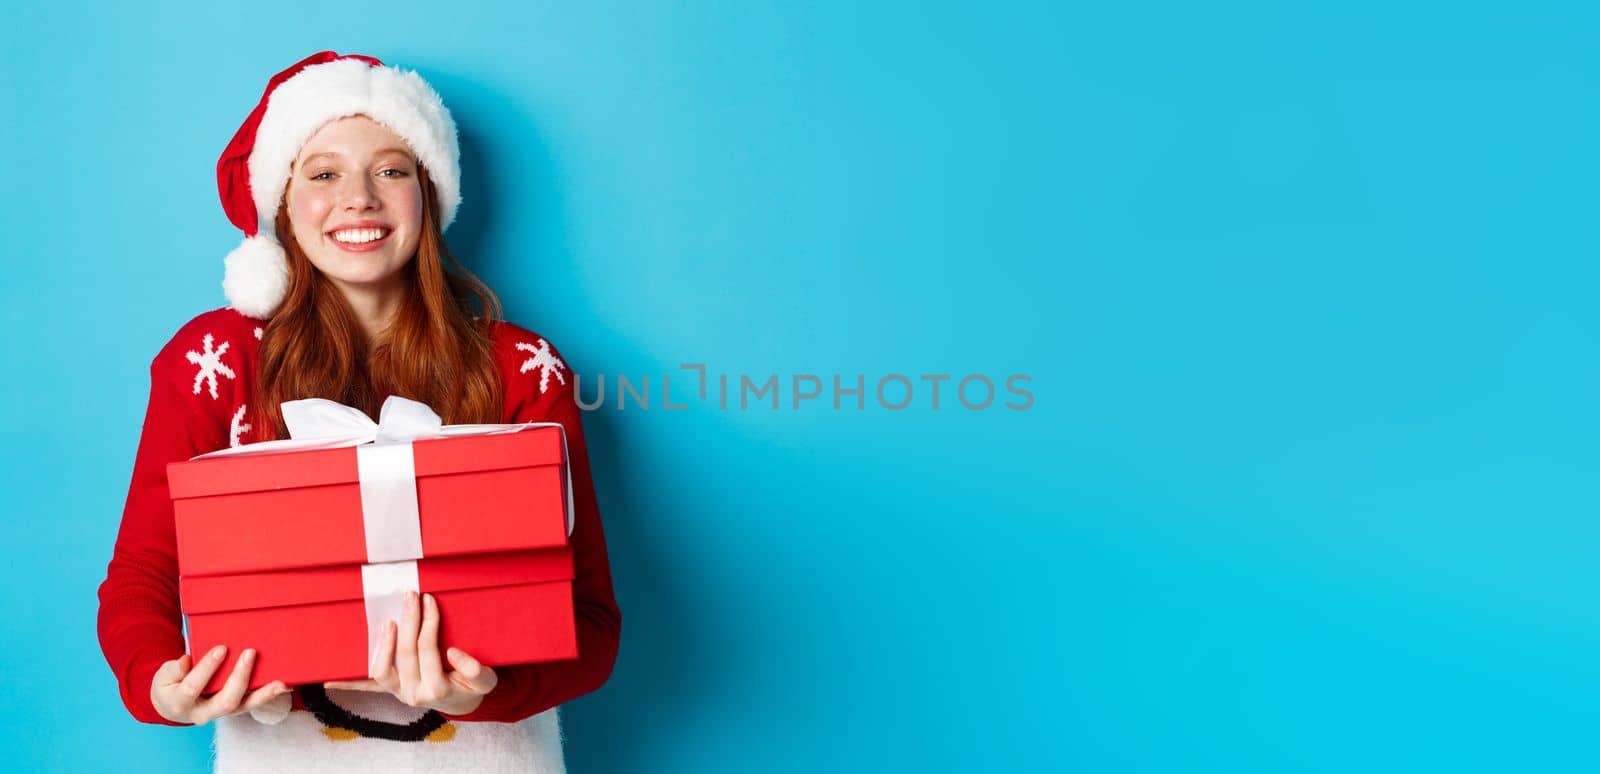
xmin=299 ymin=147 xmax=414 ymax=165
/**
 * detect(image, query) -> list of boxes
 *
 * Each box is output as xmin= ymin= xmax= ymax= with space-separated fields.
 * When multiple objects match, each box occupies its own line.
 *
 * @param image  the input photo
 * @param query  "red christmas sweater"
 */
xmin=97 ymin=307 xmax=621 ymax=731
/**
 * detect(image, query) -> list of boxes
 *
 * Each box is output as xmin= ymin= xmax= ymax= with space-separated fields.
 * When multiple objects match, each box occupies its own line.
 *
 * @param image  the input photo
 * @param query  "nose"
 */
xmin=338 ymin=173 xmax=379 ymax=212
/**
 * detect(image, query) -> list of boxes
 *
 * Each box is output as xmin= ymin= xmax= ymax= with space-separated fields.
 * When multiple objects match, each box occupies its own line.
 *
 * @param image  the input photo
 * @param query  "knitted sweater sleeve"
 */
xmin=97 ymin=339 xmax=227 ymax=726
xmin=444 ymin=342 xmax=623 ymax=723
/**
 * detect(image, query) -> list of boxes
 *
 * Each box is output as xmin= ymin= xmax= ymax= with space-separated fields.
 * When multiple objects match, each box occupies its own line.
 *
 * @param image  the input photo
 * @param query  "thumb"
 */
xmin=155 ymin=655 xmax=192 ymax=685
xmin=446 ymin=647 xmax=497 ymax=693
xmin=250 ymin=692 xmax=292 ymax=725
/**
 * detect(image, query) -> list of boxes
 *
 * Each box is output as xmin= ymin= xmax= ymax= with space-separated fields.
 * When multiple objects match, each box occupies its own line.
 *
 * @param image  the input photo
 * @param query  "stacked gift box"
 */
xmin=167 ymin=401 xmax=577 ymax=693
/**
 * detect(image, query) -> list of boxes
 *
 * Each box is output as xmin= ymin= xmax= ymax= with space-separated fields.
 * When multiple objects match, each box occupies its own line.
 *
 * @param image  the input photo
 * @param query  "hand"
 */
xmin=151 ymin=645 xmax=290 ymax=725
xmin=324 ymin=591 xmax=498 ymax=716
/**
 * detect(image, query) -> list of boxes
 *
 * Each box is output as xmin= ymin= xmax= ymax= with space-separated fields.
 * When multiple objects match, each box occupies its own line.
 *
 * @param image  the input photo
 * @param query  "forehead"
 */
xmin=295 ymin=115 xmax=415 ymax=163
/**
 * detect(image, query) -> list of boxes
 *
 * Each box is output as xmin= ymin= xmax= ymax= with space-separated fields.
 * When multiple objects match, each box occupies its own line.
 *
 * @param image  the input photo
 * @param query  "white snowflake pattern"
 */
xmin=185 ymin=333 xmax=236 ymax=400
xmin=516 ymin=339 xmax=568 ymax=394
xmin=254 ymin=327 xmax=263 ymax=340
xmin=229 ymin=404 xmax=251 ymax=447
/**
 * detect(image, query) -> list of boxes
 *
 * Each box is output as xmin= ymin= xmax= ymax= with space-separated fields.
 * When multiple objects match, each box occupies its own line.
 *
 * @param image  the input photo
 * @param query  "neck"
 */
xmin=331 ymin=276 xmax=406 ymax=344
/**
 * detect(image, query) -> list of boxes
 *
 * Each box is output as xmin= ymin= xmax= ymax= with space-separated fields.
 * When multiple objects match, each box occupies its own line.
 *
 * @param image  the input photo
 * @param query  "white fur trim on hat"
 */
xmin=223 ymin=235 xmax=290 ymax=319
xmin=222 ymin=57 xmax=461 ymax=318
xmin=248 ymin=57 xmax=461 ymax=234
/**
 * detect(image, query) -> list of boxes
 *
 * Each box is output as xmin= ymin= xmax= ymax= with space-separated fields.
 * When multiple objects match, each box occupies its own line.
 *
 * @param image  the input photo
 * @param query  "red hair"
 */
xmin=249 ymin=164 xmax=503 ymax=441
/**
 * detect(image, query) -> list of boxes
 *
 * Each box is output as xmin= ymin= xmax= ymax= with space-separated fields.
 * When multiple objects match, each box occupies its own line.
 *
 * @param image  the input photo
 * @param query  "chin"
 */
xmin=309 ymin=254 xmax=407 ymax=285
xmin=332 ymin=269 xmax=408 ymax=289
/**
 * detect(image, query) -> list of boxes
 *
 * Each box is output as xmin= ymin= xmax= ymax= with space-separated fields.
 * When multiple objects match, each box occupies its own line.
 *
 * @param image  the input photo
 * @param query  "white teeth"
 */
xmin=331 ymin=228 xmax=388 ymax=244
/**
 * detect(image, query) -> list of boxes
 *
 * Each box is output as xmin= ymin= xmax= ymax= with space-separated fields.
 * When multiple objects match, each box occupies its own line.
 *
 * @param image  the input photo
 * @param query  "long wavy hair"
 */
xmin=248 ymin=164 xmax=503 ymax=441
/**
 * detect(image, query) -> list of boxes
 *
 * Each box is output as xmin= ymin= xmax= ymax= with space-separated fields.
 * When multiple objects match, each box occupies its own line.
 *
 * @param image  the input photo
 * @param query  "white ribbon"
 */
xmin=360 ymin=560 xmax=419 ymax=664
xmin=195 ymin=395 xmax=576 ymax=665
xmin=196 ymin=395 xmax=575 ymax=537
xmin=356 ymin=443 xmax=424 ymax=563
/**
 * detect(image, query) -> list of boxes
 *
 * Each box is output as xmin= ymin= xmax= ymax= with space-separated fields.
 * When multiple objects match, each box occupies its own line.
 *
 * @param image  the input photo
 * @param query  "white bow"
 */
xmin=195 ymin=395 xmax=575 ymax=536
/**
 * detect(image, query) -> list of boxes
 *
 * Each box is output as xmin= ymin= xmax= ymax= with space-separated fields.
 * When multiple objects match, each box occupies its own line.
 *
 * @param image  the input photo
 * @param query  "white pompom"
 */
xmin=222 ymin=235 xmax=289 ymax=319
xmin=249 ymin=691 xmax=292 ymax=725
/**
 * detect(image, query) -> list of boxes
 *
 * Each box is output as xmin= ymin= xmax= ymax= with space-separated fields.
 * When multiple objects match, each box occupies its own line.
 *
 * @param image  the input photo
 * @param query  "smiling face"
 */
xmin=284 ymin=115 xmax=424 ymax=296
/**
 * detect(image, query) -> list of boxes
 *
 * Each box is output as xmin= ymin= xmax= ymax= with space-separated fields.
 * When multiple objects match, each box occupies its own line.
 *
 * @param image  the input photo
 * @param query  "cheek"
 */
xmin=392 ymin=186 xmax=423 ymax=227
xmin=286 ymin=189 xmax=333 ymax=238
xmin=385 ymin=185 xmax=425 ymax=250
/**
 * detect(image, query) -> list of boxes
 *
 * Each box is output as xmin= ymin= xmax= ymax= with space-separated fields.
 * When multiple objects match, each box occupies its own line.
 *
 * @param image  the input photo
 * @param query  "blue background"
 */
xmin=3 ymin=1 xmax=1596 ymax=771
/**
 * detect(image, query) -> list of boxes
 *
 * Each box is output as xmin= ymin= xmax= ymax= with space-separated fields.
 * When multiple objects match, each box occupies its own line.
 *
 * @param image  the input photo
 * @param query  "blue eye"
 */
xmin=379 ymin=168 xmax=410 ymax=178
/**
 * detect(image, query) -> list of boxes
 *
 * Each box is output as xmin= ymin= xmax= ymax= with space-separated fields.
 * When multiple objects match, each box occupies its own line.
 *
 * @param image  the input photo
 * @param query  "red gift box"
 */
xmin=181 ymin=549 xmax=578 ymax=692
xmin=166 ymin=411 xmax=577 ymax=693
xmin=169 ymin=429 xmax=570 ymax=577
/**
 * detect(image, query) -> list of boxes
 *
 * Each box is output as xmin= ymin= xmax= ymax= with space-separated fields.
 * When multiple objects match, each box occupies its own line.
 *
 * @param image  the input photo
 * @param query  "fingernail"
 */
xmin=211 ymin=645 xmax=226 ymax=658
xmin=244 ymin=648 xmax=256 ymax=660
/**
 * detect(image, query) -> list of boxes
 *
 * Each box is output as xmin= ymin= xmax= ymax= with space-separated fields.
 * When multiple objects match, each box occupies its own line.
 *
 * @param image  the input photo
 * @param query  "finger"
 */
xmin=395 ymin=592 xmax=422 ymax=698
xmin=368 ymin=617 xmax=395 ymax=678
xmin=323 ymin=679 xmax=386 ymax=692
xmin=195 ymin=648 xmax=256 ymax=722
xmin=369 ymin=619 xmax=400 ymax=691
xmin=240 ymin=681 xmax=289 ymax=713
xmin=154 ymin=654 xmax=191 ymax=687
xmin=446 ymin=647 xmax=498 ymax=694
xmin=249 ymin=691 xmax=292 ymax=724
xmin=239 ymin=681 xmax=286 ymax=712
xmin=417 ymin=593 xmax=448 ymax=694
xmin=176 ymin=645 xmax=228 ymax=703
xmin=150 ymin=655 xmax=195 ymax=720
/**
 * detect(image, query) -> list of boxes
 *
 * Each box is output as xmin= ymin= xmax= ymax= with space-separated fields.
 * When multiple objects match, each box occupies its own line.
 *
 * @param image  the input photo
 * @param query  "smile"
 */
xmin=327 ymin=227 xmax=393 ymax=252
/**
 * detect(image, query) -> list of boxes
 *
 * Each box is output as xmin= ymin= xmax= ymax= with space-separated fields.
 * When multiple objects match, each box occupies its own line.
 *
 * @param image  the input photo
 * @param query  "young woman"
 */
xmin=96 ymin=52 xmax=621 ymax=772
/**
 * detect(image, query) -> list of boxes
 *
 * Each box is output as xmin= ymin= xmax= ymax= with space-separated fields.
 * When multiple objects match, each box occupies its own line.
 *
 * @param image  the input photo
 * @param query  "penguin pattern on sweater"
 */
xmin=96 ymin=307 xmax=622 ymax=774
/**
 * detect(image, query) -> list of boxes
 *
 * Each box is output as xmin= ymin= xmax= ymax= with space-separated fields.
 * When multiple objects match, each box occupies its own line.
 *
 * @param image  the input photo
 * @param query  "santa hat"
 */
xmin=216 ymin=51 xmax=461 ymax=319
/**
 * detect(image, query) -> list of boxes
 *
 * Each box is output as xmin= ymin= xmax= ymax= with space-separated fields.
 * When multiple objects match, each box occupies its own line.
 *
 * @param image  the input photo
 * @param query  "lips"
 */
xmin=326 ymin=224 xmax=393 ymax=253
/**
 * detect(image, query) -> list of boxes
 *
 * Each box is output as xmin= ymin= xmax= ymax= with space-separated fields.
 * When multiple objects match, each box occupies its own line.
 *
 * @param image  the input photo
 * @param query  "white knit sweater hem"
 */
xmin=212 ymin=691 xmax=565 ymax=774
